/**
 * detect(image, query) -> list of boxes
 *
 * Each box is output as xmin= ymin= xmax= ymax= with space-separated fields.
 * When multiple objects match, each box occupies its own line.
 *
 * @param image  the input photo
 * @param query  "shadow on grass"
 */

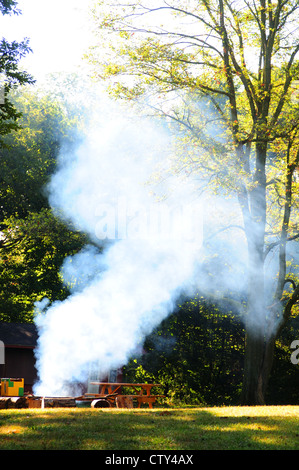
xmin=0 ymin=408 xmax=298 ymax=450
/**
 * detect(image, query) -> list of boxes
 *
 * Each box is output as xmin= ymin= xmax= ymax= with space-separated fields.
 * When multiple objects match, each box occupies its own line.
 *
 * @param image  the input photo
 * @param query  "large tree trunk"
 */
xmin=240 ymin=141 xmax=274 ymax=405
xmin=241 ymin=256 xmax=273 ymax=405
xmin=241 ymin=330 xmax=265 ymax=405
xmin=241 ymin=327 xmax=276 ymax=405
xmin=240 ymin=141 xmax=298 ymax=405
xmin=240 ymin=247 xmax=277 ymax=405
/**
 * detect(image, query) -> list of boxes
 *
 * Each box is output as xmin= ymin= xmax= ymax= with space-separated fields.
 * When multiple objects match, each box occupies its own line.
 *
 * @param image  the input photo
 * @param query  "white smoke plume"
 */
xmin=33 ymin=98 xmax=207 ymax=396
xmin=34 ymin=86 xmax=287 ymax=397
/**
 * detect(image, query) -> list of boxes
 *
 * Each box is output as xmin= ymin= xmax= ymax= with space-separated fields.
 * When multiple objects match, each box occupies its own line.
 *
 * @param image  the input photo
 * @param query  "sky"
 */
xmin=0 ymin=0 xmax=95 ymax=81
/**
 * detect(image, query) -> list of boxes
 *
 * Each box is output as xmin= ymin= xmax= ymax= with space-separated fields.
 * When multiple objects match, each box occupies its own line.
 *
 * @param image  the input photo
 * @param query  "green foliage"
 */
xmin=0 ymin=209 xmax=88 ymax=322
xmin=0 ymin=83 xmax=89 ymax=322
xmin=124 ymin=296 xmax=245 ymax=405
xmin=89 ymin=0 xmax=299 ymax=405
xmin=125 ymin=295 xmax=299 ymax=406
xmin=88 ymin=0 xmax=299 ymax=206
xmin=0 ymin=2 xmax=34 ymax=144
xmin=267 ymin=315 xmax=299 ymax=405
xmin=88 ymin=1 xmax=299 ymax=304
xmin=0 ymin=87 xmax=82 ymax=223
xmin=0 ymin=0 xmax=20 ymax=15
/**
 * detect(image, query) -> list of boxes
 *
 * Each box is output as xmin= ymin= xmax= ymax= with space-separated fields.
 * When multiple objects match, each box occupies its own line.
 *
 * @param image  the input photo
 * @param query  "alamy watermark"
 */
xmin=0 ymin=340 xmax=4 ymax=364
xmin=290 ymin=340 xmax=299 ymax=365
xmin=94 ymin=197 xmax=203 ymax=243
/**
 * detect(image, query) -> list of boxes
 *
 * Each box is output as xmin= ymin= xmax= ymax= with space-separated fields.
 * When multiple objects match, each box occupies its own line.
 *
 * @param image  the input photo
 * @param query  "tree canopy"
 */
xmin=0 ymin=0 xmax=34 ymax=143
xmin=0 ymin=0 xmax=20 ymax=16
xmin=88 ymin=0 xmax=299 ymax=404
xmin=0 ymin=85 xmax=88 ymax=322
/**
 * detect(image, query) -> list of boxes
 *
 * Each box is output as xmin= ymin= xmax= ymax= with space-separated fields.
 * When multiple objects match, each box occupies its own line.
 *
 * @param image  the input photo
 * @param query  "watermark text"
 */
xmin=0 ymin=340 xmax=4 ymax=364
xmin=94 ymin=197 xmax=203 ymax=243
xmin=290 ymin=340 xmax=299 ymax=365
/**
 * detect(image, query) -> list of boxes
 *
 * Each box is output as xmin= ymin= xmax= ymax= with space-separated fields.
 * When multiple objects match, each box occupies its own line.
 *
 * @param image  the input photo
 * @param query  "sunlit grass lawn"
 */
xmin=0 ymin=406 xmax=298 ymax=450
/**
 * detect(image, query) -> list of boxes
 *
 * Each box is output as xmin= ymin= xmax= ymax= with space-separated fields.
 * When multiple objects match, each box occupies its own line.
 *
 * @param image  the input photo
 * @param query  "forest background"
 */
xmin=0 ymin=0 xmax=299 ymax=406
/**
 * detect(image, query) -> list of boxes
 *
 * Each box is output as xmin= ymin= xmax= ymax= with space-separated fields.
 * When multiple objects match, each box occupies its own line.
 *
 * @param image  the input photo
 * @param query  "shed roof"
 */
xmin=0 ymin=322 xmax=38 ymax=348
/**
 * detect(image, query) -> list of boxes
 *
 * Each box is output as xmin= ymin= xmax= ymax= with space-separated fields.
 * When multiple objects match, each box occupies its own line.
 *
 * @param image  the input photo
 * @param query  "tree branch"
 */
xmin=264 ymin=232 xmax=299 ymax=260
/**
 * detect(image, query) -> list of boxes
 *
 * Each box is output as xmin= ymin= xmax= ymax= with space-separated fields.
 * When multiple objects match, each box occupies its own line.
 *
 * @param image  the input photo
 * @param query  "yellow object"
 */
xmin=1 ymin=378 xmax=24 ymax=397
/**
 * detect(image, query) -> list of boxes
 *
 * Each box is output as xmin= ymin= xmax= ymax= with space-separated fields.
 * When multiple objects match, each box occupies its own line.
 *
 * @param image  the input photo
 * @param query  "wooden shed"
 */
xmin=0 ymin=322 xmax=38 ymax=394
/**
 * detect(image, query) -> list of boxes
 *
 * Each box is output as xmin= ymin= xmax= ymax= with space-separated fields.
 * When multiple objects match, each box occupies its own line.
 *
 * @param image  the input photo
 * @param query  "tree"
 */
xmin=125 ymin=295 xmax=245 ymax=405
xmin=0 ymin=0 xmax=34 ymax=144
xmin=0 ymin=209 xmax=88 ymax=322
xmin=0 ymin=86 xmax=82 ymax=224
xmin=88 ymin=0 xmax=299 ymax=404
xmin=0 ymin=1 xmax=20 ymax=15
xmin=125 ymin=293 xmax=299 ymax=404
xmin=0 ymin=85 xmax=88 ymax=322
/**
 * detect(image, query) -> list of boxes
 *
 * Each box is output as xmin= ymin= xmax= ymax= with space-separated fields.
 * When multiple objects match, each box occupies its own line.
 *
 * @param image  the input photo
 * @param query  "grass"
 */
xmin=0 ymin=405 xmax=298 ymax=450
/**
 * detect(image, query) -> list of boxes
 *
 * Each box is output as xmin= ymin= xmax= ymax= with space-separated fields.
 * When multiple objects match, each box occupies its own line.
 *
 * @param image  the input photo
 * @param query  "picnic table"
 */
xmin=86 ymin=382 xmax=164 ymax=408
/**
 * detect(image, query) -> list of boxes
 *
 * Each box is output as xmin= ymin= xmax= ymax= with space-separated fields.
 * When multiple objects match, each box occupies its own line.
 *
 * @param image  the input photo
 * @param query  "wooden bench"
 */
xmin=87 ymin=382 xmax=165 ymax=409
xmin=115 ymin=394 xmax=165 ymax=408
xmin=135 ymin=394 xmax=165 ymax=408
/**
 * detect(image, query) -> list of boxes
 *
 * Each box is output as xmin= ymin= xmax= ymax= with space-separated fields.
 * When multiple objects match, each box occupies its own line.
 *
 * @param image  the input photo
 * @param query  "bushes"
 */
xmin=124 ymin=295 xmax=298 ymax=406
xmin=124 ymin=296 xmax=245 ymax=405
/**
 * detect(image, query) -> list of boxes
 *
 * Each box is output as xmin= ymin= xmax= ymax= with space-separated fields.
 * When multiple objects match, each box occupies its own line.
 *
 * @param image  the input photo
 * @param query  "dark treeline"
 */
xmin=124 ymin=296 xmax=299 ymax=405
